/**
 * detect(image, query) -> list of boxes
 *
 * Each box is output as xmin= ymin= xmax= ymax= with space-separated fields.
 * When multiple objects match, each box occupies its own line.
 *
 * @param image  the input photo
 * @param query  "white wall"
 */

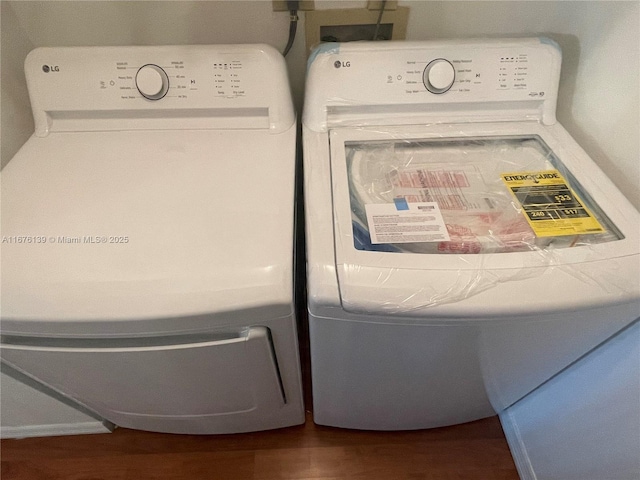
xmin=1 ymin=0 xmax=638 ymax=435
xmin=1 ymin=1 xmax=35 ymax=171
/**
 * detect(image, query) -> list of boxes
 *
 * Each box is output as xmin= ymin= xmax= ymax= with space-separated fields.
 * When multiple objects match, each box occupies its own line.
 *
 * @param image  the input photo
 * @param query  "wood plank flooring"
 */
xmin=1 ymin=412 xmax=518 ymax=480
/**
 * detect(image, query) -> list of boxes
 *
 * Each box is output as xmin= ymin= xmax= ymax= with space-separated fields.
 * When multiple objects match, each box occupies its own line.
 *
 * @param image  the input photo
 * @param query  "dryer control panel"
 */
xmin=103 ymin=56 xmax=249 ymax=102
xmin=304 ymin=38 xmax=561 ymax=131
xmin=24 ymin=45 xmax=295 ymax=135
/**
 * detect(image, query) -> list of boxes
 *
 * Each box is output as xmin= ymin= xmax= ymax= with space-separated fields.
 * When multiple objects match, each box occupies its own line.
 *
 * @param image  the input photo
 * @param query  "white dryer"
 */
xmin=1 ymin=45 xmax=304 ymax=434
xmin=303 ymin=38 xmax=640 ymax=430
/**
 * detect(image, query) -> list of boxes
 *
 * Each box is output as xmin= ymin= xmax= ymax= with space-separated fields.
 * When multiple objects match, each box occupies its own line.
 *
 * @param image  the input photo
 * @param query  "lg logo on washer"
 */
xmin=42 ymin=65 xmax=60 ymax=73
xmin=334 ymin=60 xmax=351 ymax=68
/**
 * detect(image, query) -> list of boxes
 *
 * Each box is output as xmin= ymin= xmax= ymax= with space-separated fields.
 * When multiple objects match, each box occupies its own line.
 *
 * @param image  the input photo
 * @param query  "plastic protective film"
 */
xmin=334 ymin=130 xmax=626 ymax=312
xmin=347 ymin=135 xmax=621 ymax=254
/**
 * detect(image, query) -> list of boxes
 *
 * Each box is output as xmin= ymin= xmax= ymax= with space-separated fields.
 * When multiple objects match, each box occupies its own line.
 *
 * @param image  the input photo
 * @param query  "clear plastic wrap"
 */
xmin=347 ymin=135 xmax=622 ymax=255
xmin=312 ymin=124 xmax=639 ymax=315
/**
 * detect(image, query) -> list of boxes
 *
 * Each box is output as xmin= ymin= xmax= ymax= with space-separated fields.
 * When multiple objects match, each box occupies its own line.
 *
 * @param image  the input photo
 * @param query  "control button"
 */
xmin=135 ymin=64 xmax=169 ymax=100
xmin=423 ymin=59 xmax=455 ymax=94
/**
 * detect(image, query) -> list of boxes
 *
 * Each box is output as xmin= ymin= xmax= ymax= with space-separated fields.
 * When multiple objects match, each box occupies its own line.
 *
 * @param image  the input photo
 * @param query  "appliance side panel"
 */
xmin=500 ymin=320 xmax=640 ymax=480
xmin=309 ymin=315 xmax=495 ymax=430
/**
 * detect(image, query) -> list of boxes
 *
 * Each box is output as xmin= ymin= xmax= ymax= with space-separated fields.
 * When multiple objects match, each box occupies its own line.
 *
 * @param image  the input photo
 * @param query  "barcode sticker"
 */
xmin=365 ymin=202 xmax=451 ymax=244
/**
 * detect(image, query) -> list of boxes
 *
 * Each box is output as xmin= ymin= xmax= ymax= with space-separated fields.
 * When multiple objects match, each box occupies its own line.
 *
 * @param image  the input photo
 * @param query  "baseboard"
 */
xmin=1 ymin=420 xmax=112 ymax=439
xmin=499 ymin=410 xmax=536 ymax=480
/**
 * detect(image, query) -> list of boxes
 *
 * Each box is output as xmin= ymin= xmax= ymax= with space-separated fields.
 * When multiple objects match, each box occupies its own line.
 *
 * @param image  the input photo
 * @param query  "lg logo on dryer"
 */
xmin=42 ymin=65 xmax=60 ymax=73
xmin=334 ymin=60 xmax=351 ymax=68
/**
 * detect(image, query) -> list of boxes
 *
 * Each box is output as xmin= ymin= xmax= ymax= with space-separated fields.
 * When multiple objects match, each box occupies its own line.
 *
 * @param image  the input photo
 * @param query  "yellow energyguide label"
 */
xmin=501 ymin=170 xmax=605 ymax=237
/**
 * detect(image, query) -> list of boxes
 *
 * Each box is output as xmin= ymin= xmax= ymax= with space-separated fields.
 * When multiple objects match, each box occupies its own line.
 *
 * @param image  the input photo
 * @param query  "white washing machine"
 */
xmin=302 ymin=38 xmax=640 ymax=430
xmin=1 ymin=45 xmax=304 ymax=434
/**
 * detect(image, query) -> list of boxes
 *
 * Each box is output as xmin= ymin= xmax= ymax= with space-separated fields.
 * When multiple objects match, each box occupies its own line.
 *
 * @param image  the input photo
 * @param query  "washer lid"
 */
xmin=1 ymin=129 xmax=295 ymax=324
xmin=326 ymin=123 xmax=640 ymax=317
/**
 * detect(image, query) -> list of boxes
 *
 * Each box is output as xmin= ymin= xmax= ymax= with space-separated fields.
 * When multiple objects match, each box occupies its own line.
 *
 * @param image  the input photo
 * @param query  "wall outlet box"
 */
xmin=272 ymin=1 xmax=315 ymax=12
xmin=305 ymin=7 xmax=409 ymax=52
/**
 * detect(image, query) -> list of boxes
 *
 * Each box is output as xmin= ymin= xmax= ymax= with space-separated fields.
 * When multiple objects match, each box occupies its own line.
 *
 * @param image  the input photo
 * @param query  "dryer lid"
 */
xmin=1 ymin=129 xmax=295 ymax=325
xmin=326 ymin=123 xmax=640 ymax=317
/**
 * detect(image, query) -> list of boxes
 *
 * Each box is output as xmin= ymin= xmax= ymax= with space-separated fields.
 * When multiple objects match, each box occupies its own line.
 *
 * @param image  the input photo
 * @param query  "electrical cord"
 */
xmin=282 ymin=1 xmax=299 ymax=57
xmin=372 ymin=0 xmax=387 ymax=41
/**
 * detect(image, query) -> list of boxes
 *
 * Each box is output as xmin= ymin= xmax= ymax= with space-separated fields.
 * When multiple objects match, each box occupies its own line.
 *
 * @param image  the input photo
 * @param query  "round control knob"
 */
xmin=135 ymin=64 xmax=169 ymax=100
xmin=423 ymin=59 xmax=455 ymax=94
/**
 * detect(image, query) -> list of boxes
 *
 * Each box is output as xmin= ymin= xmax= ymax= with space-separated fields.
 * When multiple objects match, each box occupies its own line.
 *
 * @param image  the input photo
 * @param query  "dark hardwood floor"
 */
xmin=1 ymin=412 xmax=518 ymax=480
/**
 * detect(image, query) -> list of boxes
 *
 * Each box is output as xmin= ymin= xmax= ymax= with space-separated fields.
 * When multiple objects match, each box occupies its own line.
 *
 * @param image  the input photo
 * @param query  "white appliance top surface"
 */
xmin=2 ymin=129 xmax=295 ymax=323
xmin=306 ymin=121 xmax=640 ymax=318
xmin=302 ymin=39 xmax=638 ymax=319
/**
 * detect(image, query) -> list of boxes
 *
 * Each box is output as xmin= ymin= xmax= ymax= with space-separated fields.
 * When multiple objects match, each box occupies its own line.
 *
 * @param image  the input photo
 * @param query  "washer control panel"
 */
xmin=305 ymin=38 xmax=562 ymax=128
xmin=366 ymin=47 xmax=552 ymax=98
xmin=422 ymin=59 xmax=456 ymax=94
xmin=399 ymin=51 xmax=538 ymax=97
